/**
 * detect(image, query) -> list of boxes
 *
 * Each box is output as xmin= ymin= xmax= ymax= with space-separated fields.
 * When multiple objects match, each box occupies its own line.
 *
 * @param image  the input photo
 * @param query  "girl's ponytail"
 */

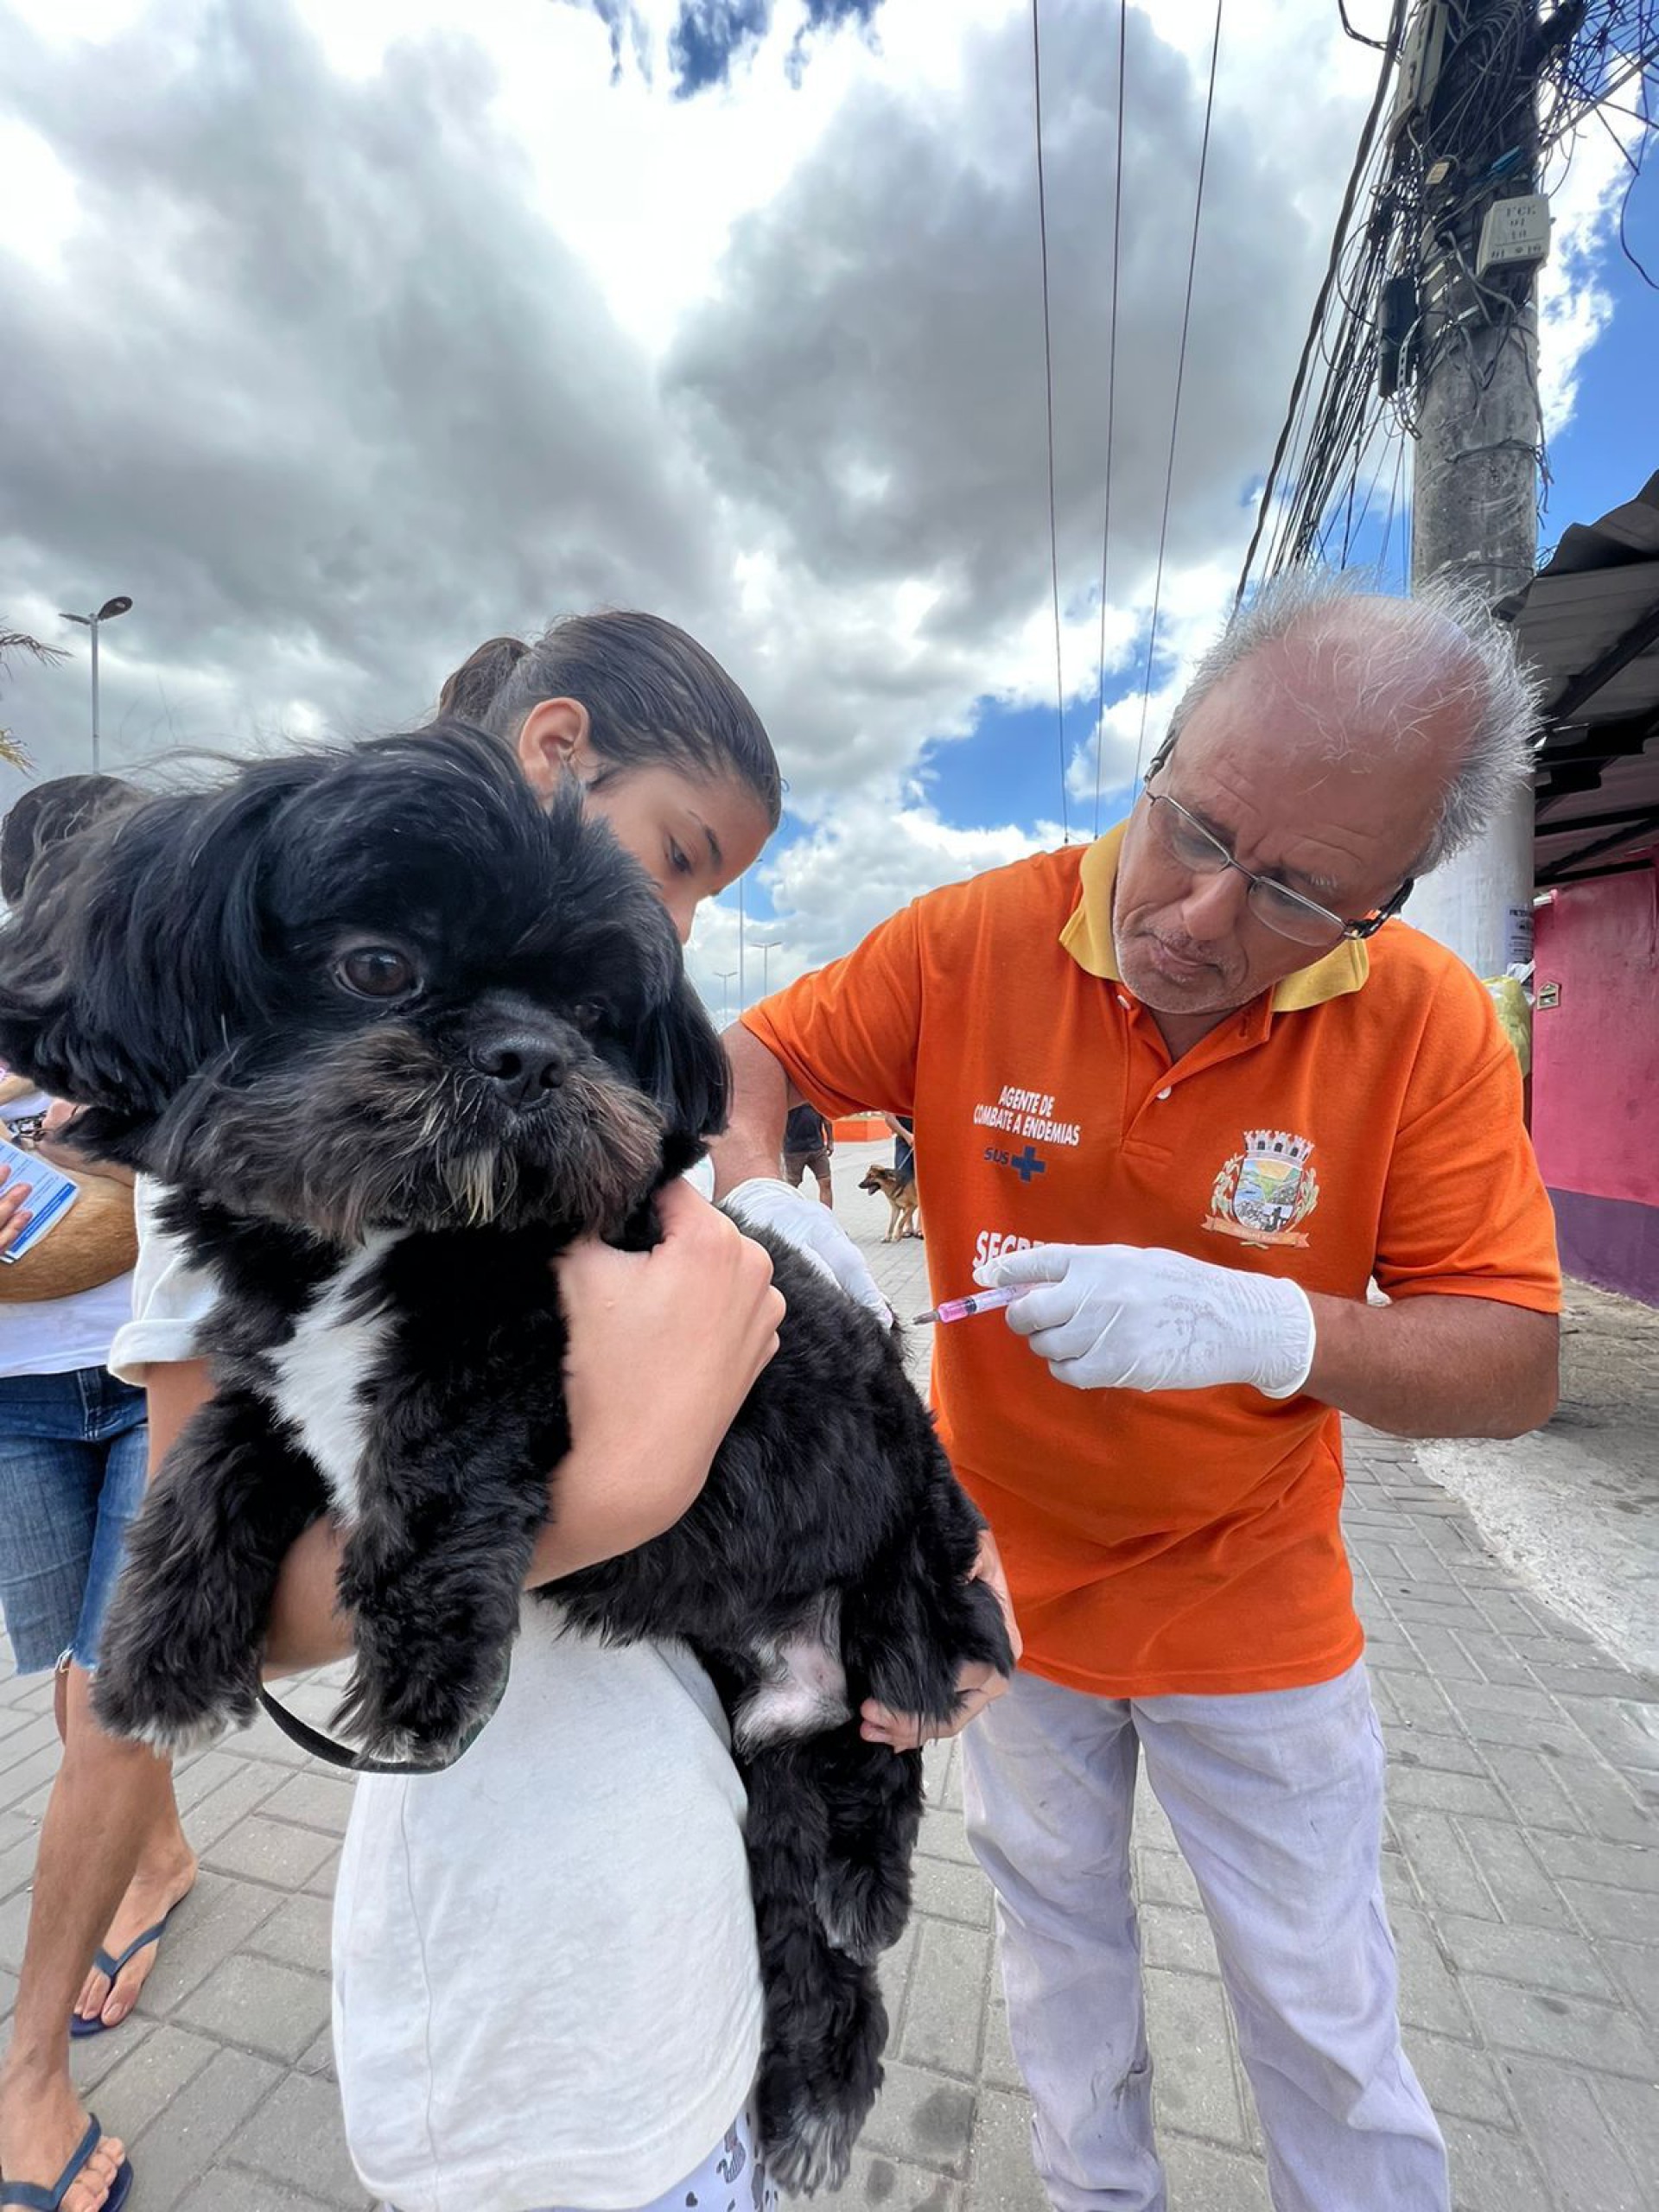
xmin=435 ymin=636 xmax=531 ymax=727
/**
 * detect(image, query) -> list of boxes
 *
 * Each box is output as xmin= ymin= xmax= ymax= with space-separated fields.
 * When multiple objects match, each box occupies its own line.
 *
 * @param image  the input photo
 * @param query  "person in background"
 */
xmin=780 ymin=1100 xmax=836 ymax=1208
xmin=880 ymin=1111 xmax=915 ymax=1184
xmin=714 ymin=576 xmax=1560 ymax=2212
xmin=0 ymin=782 xmax=197 ymax=2212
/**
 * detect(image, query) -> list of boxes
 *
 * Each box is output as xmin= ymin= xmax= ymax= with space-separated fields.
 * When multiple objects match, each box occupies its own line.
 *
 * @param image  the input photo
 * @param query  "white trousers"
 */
xmin=962 ymin=1662 xmax=1449 ymax=2212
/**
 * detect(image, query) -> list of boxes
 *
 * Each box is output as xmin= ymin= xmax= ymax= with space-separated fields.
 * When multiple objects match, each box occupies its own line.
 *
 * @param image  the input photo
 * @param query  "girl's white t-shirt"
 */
xmin=109 ymin=1176 xmax=763 ymax=2212
xmin=0 ymin=1087 xmax=135 ymax=1379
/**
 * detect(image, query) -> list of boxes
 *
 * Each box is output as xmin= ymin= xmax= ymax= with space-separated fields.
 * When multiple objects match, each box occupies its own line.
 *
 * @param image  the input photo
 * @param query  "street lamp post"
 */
xmin=59 ymin=596 xmax=133 ymax=774
xmin=715 ymin=969 xmax=739 ymax=1027
xmin=750 ymin=938 xmax=782 ymax=999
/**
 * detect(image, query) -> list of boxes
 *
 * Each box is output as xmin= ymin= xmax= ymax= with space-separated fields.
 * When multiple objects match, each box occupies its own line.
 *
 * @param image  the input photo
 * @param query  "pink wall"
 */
xmin=1531 ymin=861 xmax=1659 ymax=1302
xmin=1533 ymin=867 xmax=1659 ymax=1207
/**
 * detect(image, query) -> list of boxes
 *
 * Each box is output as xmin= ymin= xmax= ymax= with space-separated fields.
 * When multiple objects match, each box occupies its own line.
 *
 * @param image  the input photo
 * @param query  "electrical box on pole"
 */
xmin=1389 ymin=0 xmax=1451 ymax=137
xmin=1477 ymin=194 xmax=1551 ymax=276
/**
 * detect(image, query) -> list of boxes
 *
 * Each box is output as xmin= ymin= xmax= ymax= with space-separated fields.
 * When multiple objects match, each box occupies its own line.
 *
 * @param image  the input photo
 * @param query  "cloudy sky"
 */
xmin=1 ymin=0 xmax=1652 ymax=1014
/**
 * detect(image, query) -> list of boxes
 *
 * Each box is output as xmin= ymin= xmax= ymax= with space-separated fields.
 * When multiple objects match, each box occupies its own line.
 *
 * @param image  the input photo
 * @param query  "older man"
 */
xmin=715 ymin=576 xmax=1560 ymax=2212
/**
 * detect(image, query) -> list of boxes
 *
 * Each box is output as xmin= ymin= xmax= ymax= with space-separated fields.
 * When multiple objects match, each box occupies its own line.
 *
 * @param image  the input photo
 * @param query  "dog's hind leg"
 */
xmin=94 ymin=1391 xmax=328 ymax=1753
xmin=814 ymin=1728 xmax=925 ymax=1961
xmin=743 ymin=1742 xmax=888 ymax=2197
xmin=824 ymin=1516 xmax=1014 ymax=1938
xmin=723 ymin=1612 xmax=921 ymax=1962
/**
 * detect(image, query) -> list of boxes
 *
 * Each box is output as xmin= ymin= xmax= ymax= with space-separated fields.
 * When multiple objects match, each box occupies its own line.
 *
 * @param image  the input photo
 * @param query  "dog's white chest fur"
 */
xmin=264 ymin=1235 xmax=400 ymax=1521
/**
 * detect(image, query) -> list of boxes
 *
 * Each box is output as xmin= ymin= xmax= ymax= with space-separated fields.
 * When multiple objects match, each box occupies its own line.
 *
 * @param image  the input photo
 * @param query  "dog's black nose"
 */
xmin=469 ymin=1031 xmax=568 ymax=1108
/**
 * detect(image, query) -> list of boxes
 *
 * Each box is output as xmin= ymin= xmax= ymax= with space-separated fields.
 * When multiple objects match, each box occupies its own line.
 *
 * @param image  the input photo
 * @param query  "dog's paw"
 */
xmin=815 ymin=1858 xmax=910 ymax=1960
xmin=758 ymin=2086 xmax=867 ymax=2198
xmin=754 ymin=1965 xmax=886 ymax=2195
xmin=333 ymin=1659 xmax=494 ymax=1770
xmin=92 ymin=1664 xmax=254 ymax=1755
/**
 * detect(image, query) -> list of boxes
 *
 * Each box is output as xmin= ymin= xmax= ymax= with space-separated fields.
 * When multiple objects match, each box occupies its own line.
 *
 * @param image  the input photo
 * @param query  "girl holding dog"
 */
xmin=0 ymin=614 xmax=905 ymax=2212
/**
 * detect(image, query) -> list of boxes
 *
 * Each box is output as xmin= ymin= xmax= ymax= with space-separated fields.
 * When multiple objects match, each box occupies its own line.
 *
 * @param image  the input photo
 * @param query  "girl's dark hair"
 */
xmin=435 ymin=613 xmax=782 ymax=830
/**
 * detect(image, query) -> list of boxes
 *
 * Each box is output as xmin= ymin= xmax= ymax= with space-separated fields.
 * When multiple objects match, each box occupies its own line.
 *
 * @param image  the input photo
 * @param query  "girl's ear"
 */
xmin=517 ymin=697 xmax=594 ymax=801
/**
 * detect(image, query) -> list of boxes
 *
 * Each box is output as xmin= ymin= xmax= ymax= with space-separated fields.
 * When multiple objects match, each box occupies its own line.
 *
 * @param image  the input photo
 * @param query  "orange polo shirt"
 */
xmin=741 ymin=824 xmax=1560 ymax=1699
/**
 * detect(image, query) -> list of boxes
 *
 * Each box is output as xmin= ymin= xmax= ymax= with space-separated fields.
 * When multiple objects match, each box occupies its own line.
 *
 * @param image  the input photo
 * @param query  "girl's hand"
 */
xmin=0 ymin=1164 xmax=34 ymax=1257
xmin=531 ymin=1180 xmax=785 ymax=1580
xmin=859 ymin=1525 xmax=1022 ymax=1751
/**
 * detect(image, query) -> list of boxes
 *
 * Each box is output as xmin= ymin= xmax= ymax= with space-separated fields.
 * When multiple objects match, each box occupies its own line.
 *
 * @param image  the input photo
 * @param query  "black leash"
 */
xmin=257 ymin=1663 xmax=509 ymax=1777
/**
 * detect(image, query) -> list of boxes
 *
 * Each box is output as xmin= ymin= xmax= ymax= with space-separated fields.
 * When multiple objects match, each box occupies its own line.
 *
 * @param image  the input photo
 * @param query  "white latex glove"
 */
xmin=721 ymin=1178 xmax=891 ymax=1319
xmin=986 ymin=1243 xmax=1315 ymax=1400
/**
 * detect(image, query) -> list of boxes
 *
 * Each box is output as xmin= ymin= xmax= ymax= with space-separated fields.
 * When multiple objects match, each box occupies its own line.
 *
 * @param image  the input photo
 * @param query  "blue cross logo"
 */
xmin=1012 ymin=1145 xmax=1046 ymax=1184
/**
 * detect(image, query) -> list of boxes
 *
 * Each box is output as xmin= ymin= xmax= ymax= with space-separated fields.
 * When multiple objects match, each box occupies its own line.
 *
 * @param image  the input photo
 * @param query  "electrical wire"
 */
xmin=1592 ymin=89 xmax=1658 ymax=284
xmin=1238 ymin=0 xmax=1655 ymax=605
xmin=1135 ymin=0 xmax=1225 ymax=776
xmin=1092 ymin=0 xmax=1128 ymax=835
xmin=1031 ymin=0 xmax=1070 ymax=842
xmin=1338 ymin=0 xmax=1389 ymax=48
xmin=1233 ymin=0 xmax=1408 ymax=602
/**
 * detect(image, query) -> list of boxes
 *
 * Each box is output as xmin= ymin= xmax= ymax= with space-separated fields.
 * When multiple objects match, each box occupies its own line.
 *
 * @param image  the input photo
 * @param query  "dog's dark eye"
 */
xmin=335 ymin=947 xmax=420 ymax=1001
xmin=569 ymin=1000 xmax=607 ymax=1036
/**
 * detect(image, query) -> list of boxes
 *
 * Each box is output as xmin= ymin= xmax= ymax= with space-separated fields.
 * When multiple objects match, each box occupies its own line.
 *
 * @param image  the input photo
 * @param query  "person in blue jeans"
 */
xmin=0 ymin=1084 xmax=148 ymax=1694
xmin=0 ymin=1334 xmax=147 ymax=1695
xmin=0 ymin=785 xmax=198 ymax=2212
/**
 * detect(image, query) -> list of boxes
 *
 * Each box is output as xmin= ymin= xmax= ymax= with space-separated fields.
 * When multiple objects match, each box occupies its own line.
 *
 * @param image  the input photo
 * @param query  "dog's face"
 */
xmin=859 ymin=1168 xmax=891 ymax=1198
xmin=0 ymin=724 xmax=728 ymax=1242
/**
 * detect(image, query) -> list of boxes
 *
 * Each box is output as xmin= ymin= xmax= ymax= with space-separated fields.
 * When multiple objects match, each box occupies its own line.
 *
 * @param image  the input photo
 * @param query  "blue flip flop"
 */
xmin=0 ymin=2112 xmax=133 ymax=2211
xmin=69 ymin=1909 xmax=177 ymax=2039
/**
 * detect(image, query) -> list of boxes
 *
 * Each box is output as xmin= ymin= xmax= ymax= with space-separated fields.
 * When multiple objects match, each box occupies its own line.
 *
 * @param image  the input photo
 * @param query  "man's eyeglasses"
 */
xmin=1141 ymin=768 xmax=1413 ymax=951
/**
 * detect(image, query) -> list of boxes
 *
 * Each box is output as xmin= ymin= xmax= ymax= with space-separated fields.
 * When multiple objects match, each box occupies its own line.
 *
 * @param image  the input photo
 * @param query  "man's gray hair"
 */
xmin=1164 ymin=570 xmax=1543 ymax=874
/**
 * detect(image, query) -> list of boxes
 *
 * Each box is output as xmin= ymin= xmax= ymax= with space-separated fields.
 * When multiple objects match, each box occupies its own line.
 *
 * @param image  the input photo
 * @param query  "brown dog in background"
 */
xmin=860 ymin=1163 xmax=921 ymax=1243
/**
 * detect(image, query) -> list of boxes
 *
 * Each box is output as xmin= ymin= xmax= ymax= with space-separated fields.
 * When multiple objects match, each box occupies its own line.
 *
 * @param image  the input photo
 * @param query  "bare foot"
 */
xmin=0 ymin=2068 xmax=125 ymax=2212
xmin=73 ymin=1848 xmax=197 ymax=2032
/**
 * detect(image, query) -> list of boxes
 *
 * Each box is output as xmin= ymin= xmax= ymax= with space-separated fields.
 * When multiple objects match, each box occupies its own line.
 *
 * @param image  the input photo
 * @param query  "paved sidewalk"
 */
xmin=0 ymin=1139 xmax=1653 ymax=2209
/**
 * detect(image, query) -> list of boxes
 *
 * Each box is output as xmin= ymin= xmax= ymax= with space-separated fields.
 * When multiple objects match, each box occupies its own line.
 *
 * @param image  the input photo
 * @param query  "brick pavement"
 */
xmin=0 ymin=1137 xmax=1653 ymax=2210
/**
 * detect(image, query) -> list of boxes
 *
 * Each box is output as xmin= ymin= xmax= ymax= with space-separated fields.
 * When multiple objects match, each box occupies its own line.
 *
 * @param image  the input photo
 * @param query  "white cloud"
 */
xmin=684 ymin=781 xmax=1057 ymax=1017
xmin=1536 ymin=107 xmax=1647 ymax=439
xmin=0 ymin=118 xmax=81 ymax=276
xmin=760 ymin=791 xmax=1056 ymax=972
xmin=4 ymin=0 xmax=147 ymax=39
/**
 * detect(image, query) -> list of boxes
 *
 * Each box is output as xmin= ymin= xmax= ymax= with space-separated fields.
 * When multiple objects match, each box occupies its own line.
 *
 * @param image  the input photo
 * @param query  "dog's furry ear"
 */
xmin=0 ymin=755 xmax=323 ymax=1117
xmin=0 ymin=778 xmax=142 ymax=1104
xmin=635 ymin=975 xmax=731 ymax=1172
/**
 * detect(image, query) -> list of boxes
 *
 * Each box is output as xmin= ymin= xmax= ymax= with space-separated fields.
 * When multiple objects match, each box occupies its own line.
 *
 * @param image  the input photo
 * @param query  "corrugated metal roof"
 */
xmin=1503 ymin=470 xmax=1659 ymax=887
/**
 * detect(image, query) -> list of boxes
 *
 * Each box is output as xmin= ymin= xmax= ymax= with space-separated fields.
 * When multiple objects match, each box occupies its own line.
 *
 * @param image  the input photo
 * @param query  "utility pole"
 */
xmin=751 ymin=938 xmax=781 ymax=999
xmin=1398 ymin=0 xmax=1551 ymax=982
xmin=59 ymin=594 xmax=134 ymax=774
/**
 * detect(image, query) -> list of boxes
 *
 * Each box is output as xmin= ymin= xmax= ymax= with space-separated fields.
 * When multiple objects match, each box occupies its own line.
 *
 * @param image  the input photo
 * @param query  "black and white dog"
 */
xmin=0 ymin=725 xmax=1010 ymax=2191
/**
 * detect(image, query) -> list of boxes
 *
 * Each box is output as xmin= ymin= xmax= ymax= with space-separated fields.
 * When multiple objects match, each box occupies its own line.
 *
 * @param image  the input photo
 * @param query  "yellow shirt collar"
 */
xmin=1058 ymin=817 xmax=1370 ymax=1011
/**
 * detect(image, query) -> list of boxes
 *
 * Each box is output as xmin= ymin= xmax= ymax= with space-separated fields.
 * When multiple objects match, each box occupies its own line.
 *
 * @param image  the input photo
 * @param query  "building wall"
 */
xmin=1531 ymin=862 xmax=1659 ymax=1305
